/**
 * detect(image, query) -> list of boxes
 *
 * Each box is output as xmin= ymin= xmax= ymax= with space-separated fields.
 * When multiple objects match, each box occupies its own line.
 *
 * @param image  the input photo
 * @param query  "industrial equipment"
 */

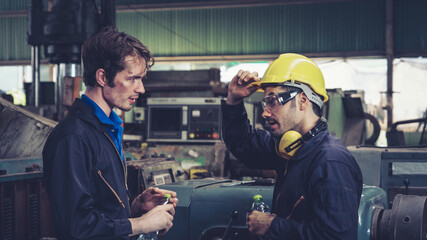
xmin=0 ymin=97 xmax=56 ymax=239
xmin=146 ymin=97 xmax=223 ymax=143
xmin=27 ymin=0 xmax=116 ymax=117
xmin=28 ymin=0 xmax=115 ymax=64
xmin=349 ymin=146 xmax=427 ymax=206
xmin=2 ymin=93 xmax=427 ymax=239
xmin=158 ymin=178 xmax=426 ymax=240
xmin=123 ymin=68 xmax=224 ymax=141
xmin=160 ymin=179 xmax=274 ymax=240
xmin=126 ymin=157 xmax=187 ymax=201
xmin=0 ymin=97 xmax=56 ymax=159
xmin=0 ymin=157 xmax=51 ymax=240
xmin=144 ymin=69 xmax=223 ymax=97
xmin=386 ymin=116 xmax=427 ymax=146
xmin=370 ymin=194 xmax=427 ymax=240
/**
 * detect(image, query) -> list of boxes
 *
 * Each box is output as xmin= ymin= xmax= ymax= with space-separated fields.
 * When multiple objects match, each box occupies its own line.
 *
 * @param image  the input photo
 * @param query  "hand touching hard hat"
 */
xmin=248 ymin=53 xmax=329 ymax=107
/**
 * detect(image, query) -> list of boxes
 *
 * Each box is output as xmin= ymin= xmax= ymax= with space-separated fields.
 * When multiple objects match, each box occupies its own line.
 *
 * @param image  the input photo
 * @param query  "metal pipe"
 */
xmin=56 ymin=63 xmax=63 ymax=120
xmin=385 ymin=0 xmax=394 ymax=130
xmin=64 ymin=63 xmax=81 ymax=77
xmin=56 ymin=63 xmax=82 ymax=120
xmin=31 ymin=45 xmax=40 ymax=107
xmin=101 ymin=0 xmax=116 ymax=28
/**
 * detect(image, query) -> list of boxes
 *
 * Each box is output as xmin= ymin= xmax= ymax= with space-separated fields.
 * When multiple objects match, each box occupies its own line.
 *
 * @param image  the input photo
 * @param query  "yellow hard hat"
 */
xmin=249 ymin=53 xmax=329 ymax=103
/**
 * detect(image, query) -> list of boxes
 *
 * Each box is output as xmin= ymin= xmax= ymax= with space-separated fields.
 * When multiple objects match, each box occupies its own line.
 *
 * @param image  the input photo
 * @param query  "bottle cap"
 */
xmin=253 ymin=194 xmax=263 ymax=202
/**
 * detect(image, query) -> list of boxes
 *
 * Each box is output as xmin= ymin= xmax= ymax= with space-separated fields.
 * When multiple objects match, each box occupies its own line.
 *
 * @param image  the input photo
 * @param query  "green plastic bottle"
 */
xmin=251 ymin=194 xmax=270 ymax=213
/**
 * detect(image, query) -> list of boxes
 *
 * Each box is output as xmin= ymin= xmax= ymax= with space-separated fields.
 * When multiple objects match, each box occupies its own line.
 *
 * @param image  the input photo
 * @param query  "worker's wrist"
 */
xmin=129 ymin=218 xmax=143 ymax=235
xmin=225 ymin=96 xmax=243 ymax=105
xmin=131 ymin=216 xmax=154 ymax=236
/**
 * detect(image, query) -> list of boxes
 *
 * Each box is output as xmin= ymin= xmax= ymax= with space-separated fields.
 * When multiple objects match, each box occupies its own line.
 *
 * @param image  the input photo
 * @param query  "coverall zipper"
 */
xmin=97 ymin=170 xmax=125 ymax=208
xmin=286 ymin=195 xmax=305 ymax=219
xmin=103 ymin=132 xmax=131 ymax=214
xmin=104 ymin=132 xmax=128 ymax=190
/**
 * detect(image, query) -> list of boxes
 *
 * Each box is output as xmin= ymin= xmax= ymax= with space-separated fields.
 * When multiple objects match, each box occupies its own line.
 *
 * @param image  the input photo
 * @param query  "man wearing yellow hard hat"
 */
xmin=221 ymin=53 xmax=362 ymax=239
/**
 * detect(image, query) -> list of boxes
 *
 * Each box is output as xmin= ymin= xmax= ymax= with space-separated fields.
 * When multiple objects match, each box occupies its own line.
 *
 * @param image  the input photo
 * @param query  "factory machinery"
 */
xmin=3 ymin=0 xmax=422 ymax=238
xmin=155 ymin=147 xmax=427 ymax=240
xmin=1 ymin=90 xmax=427 ymax=240
xmin=0 ymin=97 xmax=57 ymax=239
xmin=124 ymin=90 xmax=427 ymax=240
xmin=150 ymin=91 xmax=427 ymax=240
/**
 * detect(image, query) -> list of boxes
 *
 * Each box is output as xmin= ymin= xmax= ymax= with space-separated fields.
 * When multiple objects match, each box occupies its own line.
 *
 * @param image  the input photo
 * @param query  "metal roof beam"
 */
xmin=116 ymin=0 xmax=364 ymax=12
xmin=0 ymin=0 xmax=367 ymax=17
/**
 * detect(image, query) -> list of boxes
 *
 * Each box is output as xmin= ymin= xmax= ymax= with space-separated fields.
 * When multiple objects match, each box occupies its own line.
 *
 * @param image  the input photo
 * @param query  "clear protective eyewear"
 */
xmin=261 ymin=90 xmax=301 ymax=112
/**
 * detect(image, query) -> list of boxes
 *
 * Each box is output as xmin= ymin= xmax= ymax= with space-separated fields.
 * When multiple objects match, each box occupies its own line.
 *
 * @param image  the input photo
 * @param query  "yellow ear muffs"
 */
xmin=276 ymin=117 xmax=328 ymax=160
xmin=276 ymin=130 xmax=303 ymax=160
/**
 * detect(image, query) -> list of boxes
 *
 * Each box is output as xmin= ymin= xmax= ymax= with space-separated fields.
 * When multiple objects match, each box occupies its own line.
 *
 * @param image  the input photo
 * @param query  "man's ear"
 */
xmin=298 ymin=92 xmax=309 ymax=111
xmin=95 ymin=69 xmax=107 ymax=87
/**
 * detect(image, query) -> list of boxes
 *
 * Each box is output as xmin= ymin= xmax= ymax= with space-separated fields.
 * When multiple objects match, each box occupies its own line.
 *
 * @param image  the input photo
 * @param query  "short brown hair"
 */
xmin=81 ymin=26 xmax=154 ymax=87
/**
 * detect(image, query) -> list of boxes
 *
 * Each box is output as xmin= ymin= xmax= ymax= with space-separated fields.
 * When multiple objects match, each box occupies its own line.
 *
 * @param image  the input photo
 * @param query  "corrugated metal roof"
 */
xmin=394 ymin=0 xmax=427 ymax=53
xmin=0 ymin=0 xmax=49 ymax=12
xmin=0 ymin=0 xmax=426 ymax=62
xmin=117 ymin=1 xmax=385 ymax=57
xmin=0 ymin=0 xmax=29 ymax=11
xmin=0 ymin=17 xmax=31 ymax=61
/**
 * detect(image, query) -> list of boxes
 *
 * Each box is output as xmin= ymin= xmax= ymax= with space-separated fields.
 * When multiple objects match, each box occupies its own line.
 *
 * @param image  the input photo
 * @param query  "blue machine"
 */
xmin=155 ymin=145 xmax=427 ymax=240
xmin=158 ymin=179 xmax=426 ymax=240
xmin=160 ymin=179 xmax=273 ymax=240
xmin=349 ymin=146 xmax=427 ymax=202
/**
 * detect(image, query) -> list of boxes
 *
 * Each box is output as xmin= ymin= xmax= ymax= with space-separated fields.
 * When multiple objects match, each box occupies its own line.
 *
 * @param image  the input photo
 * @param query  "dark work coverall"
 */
xmin=222 ymin=101 xmax=363 ymax=240
xmin=43 ymin=98 xmax=132 ymax=240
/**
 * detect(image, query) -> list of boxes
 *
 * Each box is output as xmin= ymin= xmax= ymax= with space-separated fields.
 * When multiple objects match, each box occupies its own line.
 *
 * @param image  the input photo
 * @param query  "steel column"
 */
xmin=31 ymin=45 xmax=40 ymax=107
xmin=385 ymin=0 xmax=394 ymax=130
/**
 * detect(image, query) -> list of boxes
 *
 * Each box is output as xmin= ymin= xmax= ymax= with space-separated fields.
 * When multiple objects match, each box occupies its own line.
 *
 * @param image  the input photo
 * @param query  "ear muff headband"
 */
xmin=276 ymin=117 xmax=328 ymax=160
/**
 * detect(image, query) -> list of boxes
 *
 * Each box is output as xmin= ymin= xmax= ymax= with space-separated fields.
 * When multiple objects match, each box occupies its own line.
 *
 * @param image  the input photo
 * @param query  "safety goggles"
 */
xmin=261 ymin=90 xmax=301 ymax=112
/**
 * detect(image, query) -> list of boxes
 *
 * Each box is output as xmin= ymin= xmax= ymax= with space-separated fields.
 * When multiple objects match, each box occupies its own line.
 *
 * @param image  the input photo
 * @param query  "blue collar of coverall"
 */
xmin=290 ymin=129 xmax=328 ymax=161
xmin=81 ymin=94 xmax=124 ymax=162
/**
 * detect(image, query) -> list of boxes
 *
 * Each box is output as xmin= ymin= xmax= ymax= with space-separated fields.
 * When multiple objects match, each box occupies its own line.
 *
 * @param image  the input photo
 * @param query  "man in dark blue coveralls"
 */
xmin=221 ymin=53 xmax=363 ymax=239
xmin=43 ymin=27 xmax=178 ymax=239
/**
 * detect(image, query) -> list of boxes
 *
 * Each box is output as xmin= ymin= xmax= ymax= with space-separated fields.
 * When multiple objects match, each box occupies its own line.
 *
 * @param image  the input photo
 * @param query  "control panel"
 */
xmin=126 ymin=158 xmax=186 ymax=201
xmin=146 ymin=97 xmax=223 ymax=143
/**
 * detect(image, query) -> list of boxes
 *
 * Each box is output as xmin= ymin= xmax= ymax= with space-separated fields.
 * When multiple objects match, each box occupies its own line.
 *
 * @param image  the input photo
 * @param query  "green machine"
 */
xmin=350 ymin=146 xmax=427 ymax=240
xmin=158 ymin=178 xmax=426 ymax=240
